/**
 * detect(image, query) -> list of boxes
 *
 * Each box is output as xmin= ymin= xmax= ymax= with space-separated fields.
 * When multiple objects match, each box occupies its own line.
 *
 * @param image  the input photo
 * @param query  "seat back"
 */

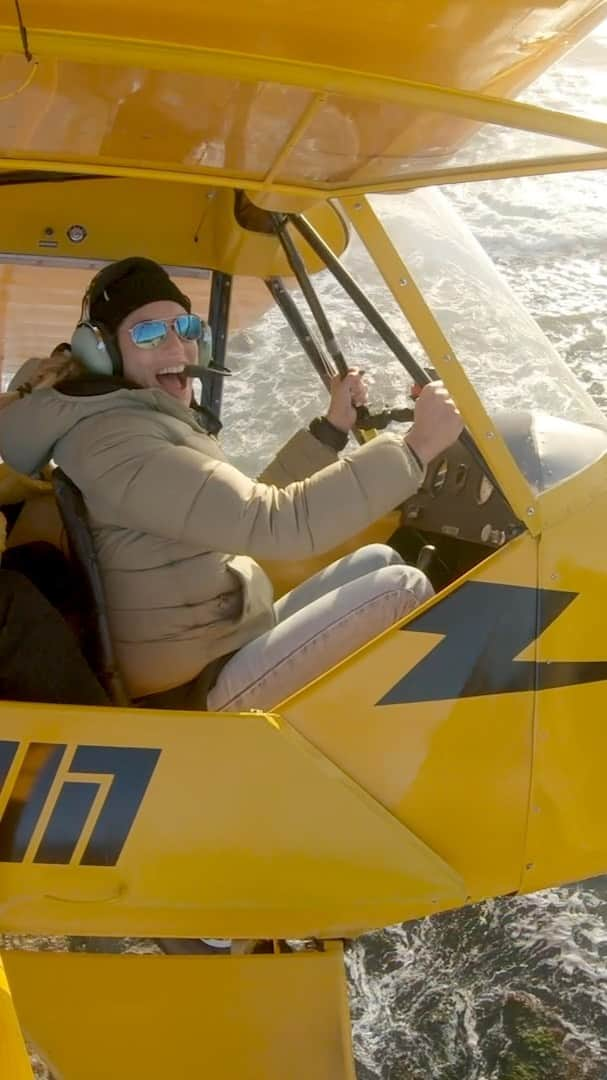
xmin=52 ymin=468 xmax=130 ymax=706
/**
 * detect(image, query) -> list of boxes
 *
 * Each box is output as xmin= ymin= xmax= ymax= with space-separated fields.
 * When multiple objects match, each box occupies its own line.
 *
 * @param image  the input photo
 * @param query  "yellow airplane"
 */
xmin=0 ymin=1 xmax=607 ymax=1076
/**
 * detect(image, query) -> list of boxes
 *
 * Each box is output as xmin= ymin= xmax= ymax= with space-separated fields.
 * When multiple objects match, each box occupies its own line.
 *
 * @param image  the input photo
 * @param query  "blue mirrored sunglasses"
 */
xmin=128 ymin=314 xmax=212 ymax=362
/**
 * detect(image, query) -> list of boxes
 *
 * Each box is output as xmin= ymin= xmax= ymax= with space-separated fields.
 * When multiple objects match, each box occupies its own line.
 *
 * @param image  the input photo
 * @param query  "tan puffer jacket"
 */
xmin=0 ymin=380 xmax=424 ymax=696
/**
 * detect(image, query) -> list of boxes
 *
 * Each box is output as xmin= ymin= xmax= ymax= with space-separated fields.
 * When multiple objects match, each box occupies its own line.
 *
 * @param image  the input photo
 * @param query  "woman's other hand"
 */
xmin=325 ymin=370 xmax=369 ymax=433
xmin=405 ymin=381 xmax=463 ymax=465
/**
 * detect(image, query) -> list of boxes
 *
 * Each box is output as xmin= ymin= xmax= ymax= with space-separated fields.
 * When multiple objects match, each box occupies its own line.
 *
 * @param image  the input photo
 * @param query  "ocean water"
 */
xmin=221 ymin=21 xmax=607 ymax=1080
xmin=12 ymin=19 xmax=607 ymax=1080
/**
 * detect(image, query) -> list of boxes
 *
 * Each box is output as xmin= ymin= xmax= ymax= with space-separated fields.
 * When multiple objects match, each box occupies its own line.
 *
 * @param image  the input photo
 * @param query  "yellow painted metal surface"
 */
xmin=522 ymin=473 xmax=607 ymax=893
xmin=0 ymin=704 xmax=465 ymax=941
xmin=3 ymin=945 xmax=356 ymax=1080
xmin=279 ymin=534 xmax=540 ymax=902
xmin=9 ymin=0 xmax=606 ymax=89
xmin=276 ymin=458 xmax=607 ymax=902
xmin=533 ymin=449 xmax=607 ymax=531
xmin=0 ymin=179 xmax=346 ymax=275
xmin=0 ymin=956 xmax=33 ymax=1079
xmin=0 ymin=2 xmax=605 ymax=203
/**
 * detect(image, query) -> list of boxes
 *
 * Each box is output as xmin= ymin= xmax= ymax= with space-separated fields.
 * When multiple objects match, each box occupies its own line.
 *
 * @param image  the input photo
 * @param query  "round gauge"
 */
xmin=476 ymin=475 xmax=494 ymax=505
xmin=67 ymin=224 xmax=87 ymax=243
xmin=431 ymin=459 xmax=448 ymax=496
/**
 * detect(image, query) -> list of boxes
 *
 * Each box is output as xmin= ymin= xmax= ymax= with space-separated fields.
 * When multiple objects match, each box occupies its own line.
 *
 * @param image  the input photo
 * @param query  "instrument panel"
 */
xmin=401 ymin=440 xmax=522 ymax=549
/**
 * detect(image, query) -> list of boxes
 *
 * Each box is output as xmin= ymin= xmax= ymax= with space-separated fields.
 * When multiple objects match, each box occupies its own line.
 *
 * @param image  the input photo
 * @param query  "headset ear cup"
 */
xmin=71 ymin=323 xmax=121 ymax=376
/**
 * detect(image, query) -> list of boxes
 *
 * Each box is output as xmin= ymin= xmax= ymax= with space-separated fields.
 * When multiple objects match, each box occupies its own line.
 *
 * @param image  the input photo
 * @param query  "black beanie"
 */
xmin=87 ymin=257 xmax=191 ymax=334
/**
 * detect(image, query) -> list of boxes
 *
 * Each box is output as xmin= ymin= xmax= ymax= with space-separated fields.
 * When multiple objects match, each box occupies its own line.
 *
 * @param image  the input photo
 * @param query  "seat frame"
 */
xmin=52 ymin=467 xmax=130 ymax=706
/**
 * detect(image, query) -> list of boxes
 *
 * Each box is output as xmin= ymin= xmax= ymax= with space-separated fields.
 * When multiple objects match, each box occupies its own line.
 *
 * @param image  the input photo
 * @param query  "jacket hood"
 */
xmin=0 ymin=377 xmax=214 ymax=477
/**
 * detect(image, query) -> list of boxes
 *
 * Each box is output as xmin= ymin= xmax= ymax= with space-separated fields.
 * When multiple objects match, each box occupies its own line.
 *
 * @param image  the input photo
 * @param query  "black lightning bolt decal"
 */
xmin=377 ymin=581 xmax=607 ymax=705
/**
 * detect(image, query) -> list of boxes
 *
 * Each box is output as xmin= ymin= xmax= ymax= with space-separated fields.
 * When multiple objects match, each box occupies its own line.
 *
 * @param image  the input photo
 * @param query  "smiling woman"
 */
xmin=119 ymin=303 xmax=200 ymax=404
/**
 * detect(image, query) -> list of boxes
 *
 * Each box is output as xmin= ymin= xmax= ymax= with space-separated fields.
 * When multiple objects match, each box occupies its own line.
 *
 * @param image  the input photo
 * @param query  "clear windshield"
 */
xmin=370 ymin=189 xmax=607 ymax=432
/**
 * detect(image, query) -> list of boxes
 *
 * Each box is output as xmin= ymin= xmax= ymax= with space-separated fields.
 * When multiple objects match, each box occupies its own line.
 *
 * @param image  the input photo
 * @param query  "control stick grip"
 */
xmin=416 ymin=544 xmax=437 ymax=575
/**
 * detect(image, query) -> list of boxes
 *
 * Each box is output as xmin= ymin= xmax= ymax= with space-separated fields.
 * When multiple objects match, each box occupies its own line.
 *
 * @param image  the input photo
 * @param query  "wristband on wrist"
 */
xmin=309 ymin=415 xmax=349 ymax=452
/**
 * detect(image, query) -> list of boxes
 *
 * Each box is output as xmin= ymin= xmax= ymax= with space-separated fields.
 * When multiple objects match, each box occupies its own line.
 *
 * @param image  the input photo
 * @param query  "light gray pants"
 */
xmin=207 ymin=544 xmax=433 ymax=713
